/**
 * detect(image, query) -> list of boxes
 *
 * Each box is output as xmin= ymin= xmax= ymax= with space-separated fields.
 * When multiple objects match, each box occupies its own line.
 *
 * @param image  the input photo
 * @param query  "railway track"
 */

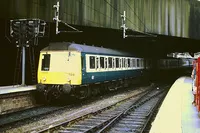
xmin=99 ymin=88 xmax=166 ymax=133
xmin=36 ymin=85 xmax=168 ymax=133
xmin=1 ymin=84 xmax=150 ymax=132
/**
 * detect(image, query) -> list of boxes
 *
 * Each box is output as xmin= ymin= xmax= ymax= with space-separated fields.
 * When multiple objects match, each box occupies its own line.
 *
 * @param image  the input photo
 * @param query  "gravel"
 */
xmin=3 ymin=86 xmax=150 ymax=133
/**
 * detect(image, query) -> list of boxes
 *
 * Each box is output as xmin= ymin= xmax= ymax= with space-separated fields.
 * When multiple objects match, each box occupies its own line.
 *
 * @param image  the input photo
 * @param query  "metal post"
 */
xmin=22 ymin=46 xmax=25 ymax=86
xmin=53 ymin=1 xmax=60 ymax=34
xmin=123 ymin=11 xmax=126 ymax=39
xmin=121 ymin=11 xmax=127 ymax=38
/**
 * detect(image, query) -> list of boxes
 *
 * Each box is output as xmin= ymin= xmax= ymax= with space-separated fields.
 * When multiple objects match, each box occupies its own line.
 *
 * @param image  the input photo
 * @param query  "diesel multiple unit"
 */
xmin=36 ymin=42 xmax=193 ymax=102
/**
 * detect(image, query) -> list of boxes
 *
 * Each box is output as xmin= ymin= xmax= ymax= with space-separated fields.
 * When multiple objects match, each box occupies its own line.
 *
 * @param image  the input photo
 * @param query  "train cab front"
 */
xmin=36 ymin=51 xmax=82 ymax=102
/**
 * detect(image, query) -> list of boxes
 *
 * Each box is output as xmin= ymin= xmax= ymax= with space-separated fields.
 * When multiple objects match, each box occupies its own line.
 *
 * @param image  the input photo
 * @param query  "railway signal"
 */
xmin=26 ymin=20 xmax=46 ymax=38
xmin=120 ymin=11 xmax=156 ymax=38
xmin=10 ymin=19 xmax=46 ymax=86
xmin=10 ymin=21 xmax=21 ymax=38
xmin=27 ymin=21 xmax=36 ymax=38
xmin=53 ymin=1 xmax=82 ymax=34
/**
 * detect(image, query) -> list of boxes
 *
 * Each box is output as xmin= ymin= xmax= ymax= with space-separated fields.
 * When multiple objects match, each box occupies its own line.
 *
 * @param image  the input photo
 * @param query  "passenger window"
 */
xmin=42 ymin=54 xmax=50 ymax=71
xmin=122 ymin=58 xmax=124 ymax=68
xmin=108 ymin=57 xmax=112 ymax=68
xmin=90 ymin=56 xmax=95 ymax=69
xmin=100 ymin=57 xmax=104 ymax=68
xmin=130 ymin=58 xmax=132 ymax=67
xmin=105 ymin=58 xmax=107 ymax=69
xmin=119 ymin=58 xmax=122 ymax=68
xmin=112 ymin=58 xmax=115 ymax=68
xmin=116 ymin=58 xmax=119 ymax=68
xmin=96 ymin=57 xmax=99 ymax=69
xmin=132 ymin=59 xmax=135 ymax=67
xmin=123 ymin=58 xmax=126 ymax=68
xmin=137 ymin=59 xmax=140 ymax=67
xmin=128 ymin=58 xmax=130 ymax=67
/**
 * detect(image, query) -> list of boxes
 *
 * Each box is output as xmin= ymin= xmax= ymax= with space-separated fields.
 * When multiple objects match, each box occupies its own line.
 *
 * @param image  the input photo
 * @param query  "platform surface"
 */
xmin=0 ymin=85 xmax=36 ymax=95
xmin=150 ymin=77 xmax=200 ymax=133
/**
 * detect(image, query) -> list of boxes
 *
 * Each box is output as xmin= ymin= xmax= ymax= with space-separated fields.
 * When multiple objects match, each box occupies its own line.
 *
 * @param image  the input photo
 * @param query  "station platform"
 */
xmin=0 ymin=85 xmax=36 ymax=95
xmin=150 ymin=77 xmax=200 ymax=133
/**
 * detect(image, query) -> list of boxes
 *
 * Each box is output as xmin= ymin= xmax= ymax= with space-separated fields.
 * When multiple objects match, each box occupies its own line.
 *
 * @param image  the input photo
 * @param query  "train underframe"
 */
xmin=35 ymin=76 xmax=147 ymax=104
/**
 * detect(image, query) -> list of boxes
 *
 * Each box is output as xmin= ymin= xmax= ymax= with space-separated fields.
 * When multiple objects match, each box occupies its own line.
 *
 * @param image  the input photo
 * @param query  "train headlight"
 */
xmin=43 ymin=77 xmax=46 ymax=81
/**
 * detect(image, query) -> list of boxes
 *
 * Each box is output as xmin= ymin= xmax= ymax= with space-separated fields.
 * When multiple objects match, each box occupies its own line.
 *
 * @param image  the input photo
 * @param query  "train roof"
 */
xmin=41 ymin=42 xmax=134 ymax=56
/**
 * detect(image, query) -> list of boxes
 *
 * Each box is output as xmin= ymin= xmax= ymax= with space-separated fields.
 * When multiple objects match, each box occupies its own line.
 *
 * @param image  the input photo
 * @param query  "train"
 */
xmin=36 ymin=42 xmax=193 ymax=103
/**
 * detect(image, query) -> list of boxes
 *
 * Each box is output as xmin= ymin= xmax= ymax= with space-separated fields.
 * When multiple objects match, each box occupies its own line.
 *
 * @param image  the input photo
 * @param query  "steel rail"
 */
xmin=36 ymin=85 xmax=169 ymax=133
xmin=97 ymin=88 xmax=166 ymax=133
xmin=34 ymin=88 xmax=152 ymax=133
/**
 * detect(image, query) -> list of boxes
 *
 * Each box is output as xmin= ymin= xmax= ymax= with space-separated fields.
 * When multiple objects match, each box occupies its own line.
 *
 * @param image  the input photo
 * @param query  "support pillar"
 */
xmin=22 ymin=46 xmax=26 ymax=86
